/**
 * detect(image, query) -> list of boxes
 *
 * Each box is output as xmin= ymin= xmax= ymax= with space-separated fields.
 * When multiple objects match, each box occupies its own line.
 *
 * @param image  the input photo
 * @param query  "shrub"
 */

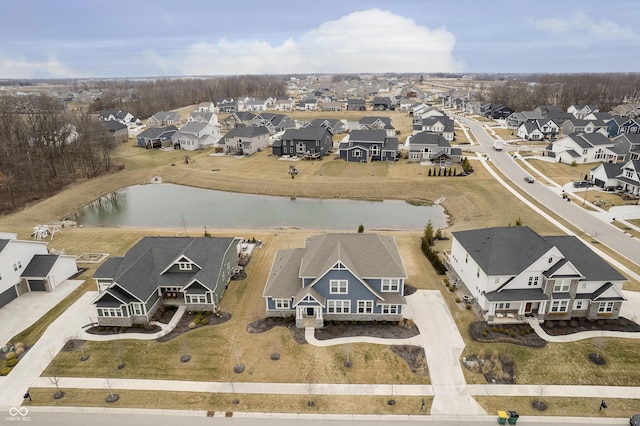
xmin=465 ymin=305 xmax=471 ymax=310
xmin=482 ymin=331 xmax=488 ymax=337
xmin=203 ymin=311 xmax=211 ymax=316
xmin=193 ymin=317 xmax=201 ymax=325
xmin=0 ymin=367 xmax=12 ymax=376
xmin=449 ymin=287 xmax=455 ymax=292
xmin=455 ymin=297 xmax=461 ymax=303
xmin=200 ymin=318 xmax=209 ymax=325
xmin=443 ymin=277 xmax=450 ymax=286
xmin=492 ymin=327 xmax=497 ymax=333
xmin=7 ymin=358 xmax=18 ymax=367
xmin=6 ymin=352 xmax=16 ymax=360
xmin=188 ymin=322 xmax=196 ymax=329
xmin=14 ymin=347 xmax=24 ymax=356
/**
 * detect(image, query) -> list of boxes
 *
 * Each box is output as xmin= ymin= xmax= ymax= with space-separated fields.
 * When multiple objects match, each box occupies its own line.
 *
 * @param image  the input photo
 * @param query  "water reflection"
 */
xmin=74 ymin=184 xmax=447 ymax=230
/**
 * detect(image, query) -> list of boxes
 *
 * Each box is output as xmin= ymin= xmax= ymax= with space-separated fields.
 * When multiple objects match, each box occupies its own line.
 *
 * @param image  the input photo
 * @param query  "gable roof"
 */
xmin=138 ymin=126 xmax=178 ymax=139
xmin=360 ymin=116 xmax=392 ymax=126
xmin=349 ymin=129 xmax=387 ymax=143
xmin=410 ymin=131 xmax=450 ymax=147
xmin=22 ymin=254 xmax=59 ymax=278
xmin=545 ymin=236 xmax=626 ymax=282
xmin=281 ymin=127 xmax=330 ymax=141
xmin=223 ymin=126 xmax=270 ymax=139
xmin=93 ymin=237 xmax=237 ymax=301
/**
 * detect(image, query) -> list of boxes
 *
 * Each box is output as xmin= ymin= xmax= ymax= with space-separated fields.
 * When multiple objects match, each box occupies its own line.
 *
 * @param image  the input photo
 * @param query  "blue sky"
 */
xmin=1 ymin=0 xmax=638 ymax=78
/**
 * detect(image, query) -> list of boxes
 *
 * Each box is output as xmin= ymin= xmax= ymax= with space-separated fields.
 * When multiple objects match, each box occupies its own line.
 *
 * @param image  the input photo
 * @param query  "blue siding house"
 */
xmin=262 ymin=234 xmax=407 ymax=328
xmin=339 ymin=129 xmax=399 ymax=162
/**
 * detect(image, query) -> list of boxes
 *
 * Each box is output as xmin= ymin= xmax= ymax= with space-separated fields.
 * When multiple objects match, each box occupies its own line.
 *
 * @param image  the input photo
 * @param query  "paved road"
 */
xmin=4 ymin=409 xmax=632 ymax=426
xmin=458 ymin=116 xmax=640 ymax=267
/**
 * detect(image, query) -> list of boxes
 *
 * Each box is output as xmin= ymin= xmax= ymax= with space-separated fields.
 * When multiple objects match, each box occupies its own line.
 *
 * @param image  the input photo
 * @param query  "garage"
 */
xmin=0 ymin=286 xmax=18 ymax=308
xmin=28 ymin=279 xmax=47 ymax=292
xmin=594 ymin=178 xmax=605 ymax=188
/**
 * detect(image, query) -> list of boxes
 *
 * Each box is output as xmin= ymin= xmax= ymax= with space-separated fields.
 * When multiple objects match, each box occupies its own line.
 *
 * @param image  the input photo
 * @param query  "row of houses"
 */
xmin=85 ymin=225 xmax=629 ymax=328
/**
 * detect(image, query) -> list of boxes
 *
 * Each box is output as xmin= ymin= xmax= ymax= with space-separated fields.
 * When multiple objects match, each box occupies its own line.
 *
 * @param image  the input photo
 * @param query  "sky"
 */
xmin=1 ymin=0 xmax=639 ymax=79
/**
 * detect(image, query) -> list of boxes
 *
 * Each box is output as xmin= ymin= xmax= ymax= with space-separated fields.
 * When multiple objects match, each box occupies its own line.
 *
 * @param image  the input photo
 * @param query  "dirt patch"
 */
xmin=468 ymin=321 xmax=547 ymax=348
xmin=462 ymin=353 xmax=516 ymax=384
xmin=246 ymin=317 xmax=306 ymax=344
xmin=541 ymin=317 xmax=640 ymax=335
xmin=315 ymin=319 xmax=419 ymax=340
xmin=390 ymin=345 xmax=428 ymax=376
xmin=157 ymin=310 xmax=232 ymax=342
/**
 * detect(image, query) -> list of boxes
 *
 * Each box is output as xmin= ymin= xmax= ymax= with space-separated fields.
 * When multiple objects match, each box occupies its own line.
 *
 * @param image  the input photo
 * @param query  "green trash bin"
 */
xmin=497 ymin=410 xmax=508 ymax=425
xmin=507 ymin=410 xmax=519 ymax=425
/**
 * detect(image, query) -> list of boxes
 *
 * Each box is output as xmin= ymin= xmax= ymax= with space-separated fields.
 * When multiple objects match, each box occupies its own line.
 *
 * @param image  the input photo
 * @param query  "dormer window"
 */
xmin=178 ymin=262 xmax=192 ymax=271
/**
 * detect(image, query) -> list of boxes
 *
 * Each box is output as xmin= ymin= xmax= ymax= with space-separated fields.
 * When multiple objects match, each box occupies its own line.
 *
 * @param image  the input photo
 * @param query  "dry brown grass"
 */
xmin=526 ymin=159 xmax=597 ymax=185
xmin=25 ymin=388 xmax=433 ymax=415
xmin=475 ymin=396 xmax=638 ymax=419
xmin=491 ymin=127 xmax=517 ymax=141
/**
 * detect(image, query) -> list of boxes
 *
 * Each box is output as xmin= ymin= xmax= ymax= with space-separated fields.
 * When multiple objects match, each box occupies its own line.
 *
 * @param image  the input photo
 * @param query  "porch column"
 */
xmin=518 ymin=303 xmax=526 ymax=316
xmin=539 ymin=301 xmax=548 ymax=315
xmin=488 ymin=303 xmax=496 ymax=316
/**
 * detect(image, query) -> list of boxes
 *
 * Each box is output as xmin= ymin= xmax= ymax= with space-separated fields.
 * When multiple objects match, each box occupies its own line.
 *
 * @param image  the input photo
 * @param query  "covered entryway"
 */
xmin=296 ymin=304 xmax=323 ymax=328
xmin=28 ymin=279 xmax=47 ymax=292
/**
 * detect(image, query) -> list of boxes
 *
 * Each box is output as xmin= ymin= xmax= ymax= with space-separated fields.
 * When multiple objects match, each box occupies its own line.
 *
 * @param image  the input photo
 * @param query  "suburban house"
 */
xmin=546 ymin=133 xmax=616 ymax=164
xmin=322 ymin=101 xmax=342 ymax=112
xmin=195 ymin=102 xmax=215 ymax=113
xmin=171 ymin=122 xmax=220 ymax=151
xmin=567 ymin=105 xmax=599 ymax=119
xmin=100 ymin=120 xmax=129 ymax=143
xmin=304 ymin=119 xmax=345 ymax=135
xmin=616 ymin=159 xmax=640 ymax=196
xmin=0 ymin=232 xmax=78 ymax=309
xmin=262 ymin=233 xmax=407 ymax=328
xmin=297 ymin=98 xmax=318 ymax=111
xmin=253 ymin=113 xmax=293 ymax=134
xmin=219 ymin=126 xmax=270 ymax=156
xmin=187 ymin=111 xmax=219 ymax=127
xmin=590 ymin=163 xmax=622 ymax=190
xmin=484 ymin=103 xmax=513 ymax=119
xmin=611 ymin=103 xmax=640 ymax=118
xmin=413 ymin=116 xmax=455 ymax=141
xmin=136 ymin=126 xmax=178 ymax=148
xmin=272 ymin=127 xmax=333 ymax=158
xmin=611 ymin=134 xmax=640 ymax=162
xmin=446 ymin=226 xmax=627 ymax=323
xmin=221 ymin=112 xmax=257 ymax=130
xmin=93 ymin=236 xmax=241 ymax=327
xmin=338 ymin=129 xmax=399 ymax=163
xmin=359 ymin=116 xmax=396 ymax=137
xmin=607 ymin=116 xmax=640 ymax=137
xmin=99 ymin=110 xmax=140 ymax=128
xmin=561 ymin=119 xmax=609 ymax=137
xmin=346 ymin=98 xmax=367 ymax=111
xmin=242 ymin=98 xmax=270 ymax=112
xmin=517 ymin=119 xmax=559 ymax=141
xmin=274 ymin=99 xmax=295 ymax=112
xmin=215 ymin=98 xmax=237 ymax=113
xmin=372 ymin=96 xmax=393 ymax=110
xmin=406 ymin=131 xmax=461 ymax=164
xmin=147 ymin=111 xmax=182 ymax=127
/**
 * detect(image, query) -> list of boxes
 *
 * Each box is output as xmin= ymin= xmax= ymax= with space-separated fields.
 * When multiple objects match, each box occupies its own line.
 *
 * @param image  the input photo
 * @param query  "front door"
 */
xmin=306 ymin=307 xmax=315 ymax=317
xmin=525 ymin=302 xmax=532 ymax=313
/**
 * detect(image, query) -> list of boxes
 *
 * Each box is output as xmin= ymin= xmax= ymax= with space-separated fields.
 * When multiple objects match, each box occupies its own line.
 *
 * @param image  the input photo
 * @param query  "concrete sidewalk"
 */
xmin=304 ymin=327 xmax=423 ymax=347
xmin=528 ymin=320 xmax=640 ymax=343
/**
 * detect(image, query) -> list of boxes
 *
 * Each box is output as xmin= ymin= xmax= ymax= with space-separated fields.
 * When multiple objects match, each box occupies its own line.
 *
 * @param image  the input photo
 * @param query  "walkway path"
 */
xmin=304 ymin=327 xmax=423 ymax=347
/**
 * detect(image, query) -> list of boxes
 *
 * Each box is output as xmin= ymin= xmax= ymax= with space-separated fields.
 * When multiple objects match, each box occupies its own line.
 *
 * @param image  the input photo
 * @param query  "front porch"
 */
xmin=295 ymin=305 xmax=323 ymax=328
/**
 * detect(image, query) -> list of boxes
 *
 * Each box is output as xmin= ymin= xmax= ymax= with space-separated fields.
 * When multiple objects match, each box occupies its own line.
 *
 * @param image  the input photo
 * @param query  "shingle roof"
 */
xmin=223 ymin=126 xmax=270 ymax=139
xmin=349 ymin=129 xmax=386 ymax=142
xmin=410 ymin=132 xmax=450 ymax=148
xmin=138 ymin=126 xmax=178 ymax=139
xmin=22 ymin=254 xmax=59 ymax=278
xmin=281 ymin=127 xmax=329 ymax=141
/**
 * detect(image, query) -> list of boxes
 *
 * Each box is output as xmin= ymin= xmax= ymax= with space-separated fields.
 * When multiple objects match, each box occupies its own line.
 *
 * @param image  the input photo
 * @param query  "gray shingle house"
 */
xmin=136 ymin=126 xmax=178 ymax=148
xmin=272 ymin=127 xmax=333 ymax=158
xmin=263 ymin=233 xmax=407 ymax=328
xmin=407 ymin=131 xmax=461 ymax=164
xmin=338 ymin=129 xmax=398 ymax=162
xmin=446 ymin=227 xmax=627 ymax=324
xmin=93 ymin=236 xmax=240 ymax=326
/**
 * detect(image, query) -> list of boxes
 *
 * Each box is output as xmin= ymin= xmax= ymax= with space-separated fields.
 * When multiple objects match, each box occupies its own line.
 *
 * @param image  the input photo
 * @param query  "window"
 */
xmin=13 ymin=263 xmax=17 ymax=271
xmin=553 ymin=279 xmax=570 ymax=292
xmin=465 ymin=253 xmax=468 ymax=263
xmin=550 ymin=300 xmax=569 ymax=313
xmin=380 ymin=304 xmax=399 ymax=314
xmin=177 ymin=262 xmax=192 ymax=271
xmin=574 ymin=300 xmax=585 ymax=310
xmin=357 ymin=300 xmax=373 ymax=314
xmin=528 ymin=276 xmax=539 ymax=286
xmin=352 ymin=149 xmax=361 ymax=158
xmin=598 ymin=301 xmax=614 ymax=313
xmin=370 ymin=145 xmax=380 ymax=156
xmin=330 ymin=280 xmax=348 ymax=294
xmin=283 ymin=146 xmax=288 ymax=153
xmin=274 ymin=299 xmax=290 ymax=309
xmin=496 ymin=302 xmax=510 ymax=310
xmin=18 ymin=261 xmax=22 ymax=269
xmin=327 ymin=300 xmax=350 ymax=313
xmin=131 ymin=303 xmax=143 ymax=316
xmin=98 ymin=307 xmax=123 ymax=317
xmin=381 ymin=279 xmax=400 ymax=292
xmin=187 ymin=294 xmax=207 ymax=304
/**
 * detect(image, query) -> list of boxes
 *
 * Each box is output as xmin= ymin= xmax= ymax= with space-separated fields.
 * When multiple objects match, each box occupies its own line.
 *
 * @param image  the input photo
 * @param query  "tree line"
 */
xmin=85 ymin=75 xmax=288 ymax=118
xmin=0 ymin=94 xmax=117 ymax=214
xmin=476 ymin=73 xmax=640 ymax=112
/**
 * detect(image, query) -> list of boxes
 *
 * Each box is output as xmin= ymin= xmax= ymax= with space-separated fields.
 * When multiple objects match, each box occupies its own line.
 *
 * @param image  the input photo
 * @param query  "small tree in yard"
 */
xmin=357 ymin=223 xmax=364 ymax=233
xmin=423 ymin=220 xmax=434 ymax=246
xmin=47 ymin=347 xmax=65 ymax=399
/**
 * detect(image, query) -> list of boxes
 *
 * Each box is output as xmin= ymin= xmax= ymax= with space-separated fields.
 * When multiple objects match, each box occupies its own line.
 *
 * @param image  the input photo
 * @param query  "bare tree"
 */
xmin=46 ymin=347 xmax=65 ymax=399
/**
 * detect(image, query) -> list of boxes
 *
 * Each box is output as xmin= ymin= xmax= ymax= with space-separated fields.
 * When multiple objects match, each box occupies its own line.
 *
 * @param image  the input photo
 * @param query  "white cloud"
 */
xmin=144 ymin=9 xmax=462 ymax=76
xmin=0 ymin=54 xmax=80 ymax=79
xmin=534 ymin=12 xmax=636 ymax=40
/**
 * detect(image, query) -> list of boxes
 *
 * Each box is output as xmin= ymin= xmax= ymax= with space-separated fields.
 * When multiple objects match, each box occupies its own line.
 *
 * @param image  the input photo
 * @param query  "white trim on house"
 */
xmin=327 ymin=299 xmax=351 ymax=313
xmin=329 ymin=279 xmax=348 ymax=294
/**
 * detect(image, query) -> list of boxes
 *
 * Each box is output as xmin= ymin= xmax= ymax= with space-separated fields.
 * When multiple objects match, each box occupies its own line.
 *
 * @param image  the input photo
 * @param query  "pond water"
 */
xmin=74 ymin=184 xmax=447 ymax=230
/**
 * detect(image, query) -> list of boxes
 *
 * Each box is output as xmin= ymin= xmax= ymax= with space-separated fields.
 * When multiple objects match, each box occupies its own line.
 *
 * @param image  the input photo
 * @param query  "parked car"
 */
xmin=524 ymin=176 xmax=535 ymax=183
xmin=573 ymin=180 xmax=592 ymax=188
xmin=630 ymin=414 xmax=640 ymax=426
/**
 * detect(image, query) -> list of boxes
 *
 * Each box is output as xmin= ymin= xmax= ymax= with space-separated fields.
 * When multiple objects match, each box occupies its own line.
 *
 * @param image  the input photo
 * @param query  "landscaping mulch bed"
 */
xmin=156 ymin=310 xmax=231 ymax=342
xmin=541 ymin=317 xmax=640 ymax=335
xmin=403 ymin=284 xmax=417 ymax=296
xmin=390 ymin=345 xmax=428 ymax=376
xmin=246 ymin=318 xmax=306 ymax=344
xmin=314 ymin=319 xmax=420 ymax=340
xmin=462 ymin=353 xmax=516 ymax=384
xmin=468 ymin=321 xmax=547 ymax=348
xmin=85 ymin=324 xmax=162 ymax=336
